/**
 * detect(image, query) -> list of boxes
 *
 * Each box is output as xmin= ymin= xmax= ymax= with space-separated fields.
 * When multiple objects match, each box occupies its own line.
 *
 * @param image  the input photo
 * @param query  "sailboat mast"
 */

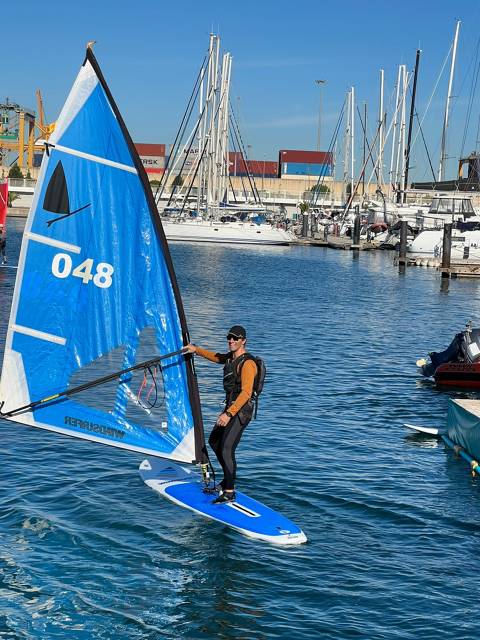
xmin=217 ymin=53 xmax=232 ymax=207
xmin=438 ymin=20 xmax=461 ymax=182
xmin=389 ymin=64 xmax=402 ymax=199
xmin=350 ymin=87 xmax=355 ymax=199
xmin=403 ymin=49 xmax=421 ymax=203
xmin=378 ymin=69 xmax=384 ymax=190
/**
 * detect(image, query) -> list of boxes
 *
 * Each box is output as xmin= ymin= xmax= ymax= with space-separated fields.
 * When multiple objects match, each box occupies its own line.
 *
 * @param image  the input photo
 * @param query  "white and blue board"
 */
xmin=139 ymin=458 xmax=307 ymax=545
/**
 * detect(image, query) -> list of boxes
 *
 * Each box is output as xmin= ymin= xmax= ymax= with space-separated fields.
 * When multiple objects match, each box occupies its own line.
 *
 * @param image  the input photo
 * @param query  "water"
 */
xmin=1 ymin=218 xmax=480 ymax=638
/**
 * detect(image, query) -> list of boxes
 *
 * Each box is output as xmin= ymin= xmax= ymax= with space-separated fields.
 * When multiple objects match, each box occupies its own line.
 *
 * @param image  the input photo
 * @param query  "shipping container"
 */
xmin=281 ymin=162 xmax=332 ymax=177
xmin=139 ymin=154 xmax=165 ymax=173
xmin=134 ymin=142 xmax=166 ymax=157
xmin=279 ymin=149 xmax=333 ymax=165
xmin=228 ymin=153 xmax=278 ymax=177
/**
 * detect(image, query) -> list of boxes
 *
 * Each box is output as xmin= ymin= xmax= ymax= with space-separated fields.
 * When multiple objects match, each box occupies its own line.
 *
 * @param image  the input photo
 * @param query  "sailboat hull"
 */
xmin=161 ymin=220 xmax=293 ymax=245
xmin=139 ymin=458 xmax=307 ymax=545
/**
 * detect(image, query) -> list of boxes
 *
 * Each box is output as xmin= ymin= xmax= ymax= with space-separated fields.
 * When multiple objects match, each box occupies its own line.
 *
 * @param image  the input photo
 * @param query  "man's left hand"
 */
xmin=216 ymin=413 xmax=231 ymax=427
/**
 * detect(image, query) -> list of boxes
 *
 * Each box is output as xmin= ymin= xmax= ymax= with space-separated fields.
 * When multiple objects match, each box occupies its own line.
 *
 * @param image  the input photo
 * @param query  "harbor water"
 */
xmin=2 ymin=218 xmax=480 ymax=638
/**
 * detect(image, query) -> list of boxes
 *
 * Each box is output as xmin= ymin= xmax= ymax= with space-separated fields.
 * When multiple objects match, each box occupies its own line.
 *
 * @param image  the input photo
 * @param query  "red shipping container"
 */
xmin=135 ymin=143 xmax=166 ymax=157
xmin=279 ymin=149 xmax=333 ymax=164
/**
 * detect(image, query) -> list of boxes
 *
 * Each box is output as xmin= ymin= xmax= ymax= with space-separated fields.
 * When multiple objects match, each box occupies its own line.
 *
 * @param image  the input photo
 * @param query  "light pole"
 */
xmin=315 ymin=80 xmax=326 ymax=152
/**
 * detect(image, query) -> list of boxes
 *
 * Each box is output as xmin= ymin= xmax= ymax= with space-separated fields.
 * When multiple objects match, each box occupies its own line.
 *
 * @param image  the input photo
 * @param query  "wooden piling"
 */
xmin=352 ymin=206 xmax=361 ymax=248
xmin=398 ymin=220 xmax=408 ymax=265
xmin=302 ymin=213 xmax=309 ymax=237
xmin=441 ymin=223 xmax=452 ymax=278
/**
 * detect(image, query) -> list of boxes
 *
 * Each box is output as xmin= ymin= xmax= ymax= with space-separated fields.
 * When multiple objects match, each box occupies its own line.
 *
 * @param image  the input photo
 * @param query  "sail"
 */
xmin=0 ymin=49 xmax=206 ymax=465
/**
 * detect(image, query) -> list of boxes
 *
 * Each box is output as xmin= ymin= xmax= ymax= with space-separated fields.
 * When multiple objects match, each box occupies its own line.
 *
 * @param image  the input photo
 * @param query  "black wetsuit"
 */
xmin=209 ymin=413 xmax=250 ymax=491
xmin=209 ymin=355 xmax=256 ymax=491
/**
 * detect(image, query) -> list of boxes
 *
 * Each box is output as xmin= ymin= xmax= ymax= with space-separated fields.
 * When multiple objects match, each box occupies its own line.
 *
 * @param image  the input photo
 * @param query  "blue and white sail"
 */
xmin=0 ymin=49 xmax=206 ymax=465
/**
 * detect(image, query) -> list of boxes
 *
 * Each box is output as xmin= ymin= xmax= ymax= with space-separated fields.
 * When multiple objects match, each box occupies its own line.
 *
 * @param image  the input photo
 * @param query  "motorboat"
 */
xmin=416 ymin=322 xmax=480 ymax=388
xmin=408 ymin=196 xmax=480 ymax=259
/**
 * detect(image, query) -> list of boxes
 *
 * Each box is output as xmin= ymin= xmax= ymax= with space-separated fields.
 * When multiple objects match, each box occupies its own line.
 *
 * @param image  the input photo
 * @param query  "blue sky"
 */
xmin=3 ymin=0 xmax=480 ymax=180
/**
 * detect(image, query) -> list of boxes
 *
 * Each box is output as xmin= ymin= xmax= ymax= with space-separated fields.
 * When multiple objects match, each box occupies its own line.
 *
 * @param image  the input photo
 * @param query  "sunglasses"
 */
xmin=227 ymin=334 xmax=243 ymax=341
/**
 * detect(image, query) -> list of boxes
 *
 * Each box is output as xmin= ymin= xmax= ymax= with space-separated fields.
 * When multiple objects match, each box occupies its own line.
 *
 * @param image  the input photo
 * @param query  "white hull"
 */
xmin=408 ymin=228 xmax=480 ymax=260
xmin=161 ymin=219 xmax=293 ymax=245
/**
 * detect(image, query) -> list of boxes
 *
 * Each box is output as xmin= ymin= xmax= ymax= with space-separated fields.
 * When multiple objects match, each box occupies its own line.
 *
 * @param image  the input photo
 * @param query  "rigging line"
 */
xmin=164 ymin=80 xmax=210 ymax=209
xmin=460 ymin=38 xmax=480 ymax=158
xmin=312 ymin=99 xmax=346 ymax=206
xmin=168 ymin=67 xmax=229 ymax=212
xmin=228 ymin=119 xmax=250 ymax=202
xmin=165 ymin=99 xmax=208 ymax=209
xmin=410 ymin=44 xmax=452 ymax=151
xmin=177 ymin=97 xmax=226 ymax=215
xmin=343 ymin=120 xmax=382 ymax=217
xmin=228 ymin=174 xmax=238 ymax=203
xmin=229 ymin=107 xmax=259 ymax=203
xmin=356 ymin=105 xmax=380 ymax=184
xmin=413 ymin=108 xmax=437 ymax=182
xmin=229 ymin=105 xmax=262 ymax=204
xmin=0 ymin=347 xmax=188 ymax=419
xmin=154 ymin=52 xmax=209 ymax=202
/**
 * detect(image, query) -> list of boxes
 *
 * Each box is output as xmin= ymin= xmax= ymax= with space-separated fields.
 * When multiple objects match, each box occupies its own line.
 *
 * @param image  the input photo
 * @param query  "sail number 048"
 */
xmin=51 ymin=253 xmax=114 ymax=288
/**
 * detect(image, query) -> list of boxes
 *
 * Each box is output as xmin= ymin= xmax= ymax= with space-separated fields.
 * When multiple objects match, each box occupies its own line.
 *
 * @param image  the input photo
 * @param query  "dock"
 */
xmin=295 ymin=235 xmax=377 ymax=250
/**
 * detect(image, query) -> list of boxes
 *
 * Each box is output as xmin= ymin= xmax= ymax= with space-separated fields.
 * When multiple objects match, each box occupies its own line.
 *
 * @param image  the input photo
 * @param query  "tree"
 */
xmin=299 ymin=201 xmax=310 ymax=214
xmin=7 ymin=192 xmax=19 ymax=206
xmin=310 ymin=184 xmax=330 ymax=194
xmin=8 ymin=164 xmax=23 ymax=179
xmin=172 ymin=174 xmax=184 ymax=188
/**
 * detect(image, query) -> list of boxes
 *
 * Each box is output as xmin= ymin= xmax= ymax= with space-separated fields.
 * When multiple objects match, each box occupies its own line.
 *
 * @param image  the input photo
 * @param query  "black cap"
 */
xmin=228 ymin=325 xmax=246 ymax=338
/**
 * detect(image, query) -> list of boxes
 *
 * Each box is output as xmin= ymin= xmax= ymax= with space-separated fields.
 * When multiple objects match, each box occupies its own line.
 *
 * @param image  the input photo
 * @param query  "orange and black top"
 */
xmin=195 ymin=347 xmax=258 ymax=417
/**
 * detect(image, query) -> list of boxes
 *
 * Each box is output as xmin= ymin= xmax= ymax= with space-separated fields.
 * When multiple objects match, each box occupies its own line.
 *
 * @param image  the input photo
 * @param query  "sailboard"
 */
xmin=139 ymin=458 xmax=307 ymax=545
xmin=0 ymin=48 xmax=306 ymax=544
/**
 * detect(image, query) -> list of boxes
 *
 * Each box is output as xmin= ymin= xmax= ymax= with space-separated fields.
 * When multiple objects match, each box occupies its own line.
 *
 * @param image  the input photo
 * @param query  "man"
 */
xmin=186 ymin=325 xmax=257 ymax=504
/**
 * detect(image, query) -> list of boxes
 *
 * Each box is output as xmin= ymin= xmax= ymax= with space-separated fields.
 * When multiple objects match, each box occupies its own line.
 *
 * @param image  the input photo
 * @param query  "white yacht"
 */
xmin=408 ymin=197 xmax=480 ymax=259
xmin=161 ymin=216 xmax=293 ymax=245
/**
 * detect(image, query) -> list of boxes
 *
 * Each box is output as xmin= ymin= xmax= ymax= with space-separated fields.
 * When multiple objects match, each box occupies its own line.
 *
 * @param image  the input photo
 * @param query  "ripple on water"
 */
xmin=2 ymin=225 xmax=480 ymax=636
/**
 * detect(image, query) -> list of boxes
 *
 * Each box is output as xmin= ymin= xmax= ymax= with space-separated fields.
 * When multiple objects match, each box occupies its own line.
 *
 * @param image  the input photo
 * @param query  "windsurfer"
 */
xmin=0 ymin=225 xmax=6 ymax=264
xmin=185 ymin=325 xmax=257 ymax=504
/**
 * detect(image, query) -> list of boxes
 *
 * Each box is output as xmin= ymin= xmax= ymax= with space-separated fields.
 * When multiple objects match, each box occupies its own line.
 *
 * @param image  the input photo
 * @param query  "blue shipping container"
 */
xmin=281 ymin=162 xmax=332 ymax=176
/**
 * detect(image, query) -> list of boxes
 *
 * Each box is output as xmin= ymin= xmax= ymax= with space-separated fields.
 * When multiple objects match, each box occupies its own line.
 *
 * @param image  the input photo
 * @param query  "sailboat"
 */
xmin=157 ymin=34 xmax=293 ymax=246
xmin=0 ymin=48 xmax=306 ymax=545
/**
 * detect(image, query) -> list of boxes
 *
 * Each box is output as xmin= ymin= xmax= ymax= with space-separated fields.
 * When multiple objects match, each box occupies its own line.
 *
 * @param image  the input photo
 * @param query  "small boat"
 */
xmin=416 ymin=322 xmax=480 ymax=388
xmin=405 ymin=418 xmax=480 ymax=477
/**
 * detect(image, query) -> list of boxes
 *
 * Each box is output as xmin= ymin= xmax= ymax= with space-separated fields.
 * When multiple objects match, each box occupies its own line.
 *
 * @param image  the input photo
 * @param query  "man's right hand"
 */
xmin=184 ymin=344 xmax=197 ymax=354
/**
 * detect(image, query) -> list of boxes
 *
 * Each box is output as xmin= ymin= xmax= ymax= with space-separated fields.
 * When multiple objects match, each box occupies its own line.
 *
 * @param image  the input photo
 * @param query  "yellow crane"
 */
xmin=0 ymin=91 xmax=55 ymax=171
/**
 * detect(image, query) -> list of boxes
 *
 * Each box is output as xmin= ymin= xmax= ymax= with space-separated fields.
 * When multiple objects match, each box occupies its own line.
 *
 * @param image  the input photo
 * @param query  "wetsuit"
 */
xmin=195 ymin=347 xmax=257 ymax=491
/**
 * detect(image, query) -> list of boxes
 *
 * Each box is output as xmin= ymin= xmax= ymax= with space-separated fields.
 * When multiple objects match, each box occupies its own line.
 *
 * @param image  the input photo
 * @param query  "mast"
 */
xmin=378 ymin=69 xmax=384 ymax=190
xmin=362 ymin=102 xmax=367 ymax=196
xmin=350 ymin=87 xmax=355 ymax=200
xmin=389 ymin=65 xmax=402 ymax=199
xmin=343 ymin=89 xmax=351 ymax=203
xmin=438 ymin=20 xmax=461 ymax=182
xmin=196 ymin=53 xmax=206 ymax=215
xmin=403 ymin=49 xmax=421 ymax=203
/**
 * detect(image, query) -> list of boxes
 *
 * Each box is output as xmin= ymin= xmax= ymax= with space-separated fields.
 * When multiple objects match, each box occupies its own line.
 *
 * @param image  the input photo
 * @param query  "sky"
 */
xmin=3 ymin=0 xmax=480 ymax=182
